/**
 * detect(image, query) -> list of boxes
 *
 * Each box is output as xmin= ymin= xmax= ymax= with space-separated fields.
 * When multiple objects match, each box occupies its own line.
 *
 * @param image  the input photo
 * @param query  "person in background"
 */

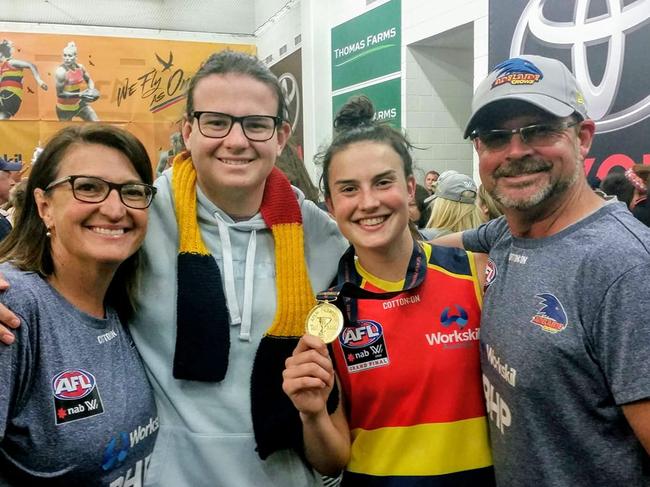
xmin=0 ymin=124 xmax=158 ymax=485
xmin=156 ymin=131 xmax=185 ymax=178
xmin=408 ymin=183 xmax=432 ymax=230
xmin=628 ymin=164 xmax=650 ymax=226
xmin=283 ymin=96 xmax=494 ymax=486
xmin=0 ymin=157 xmax=18 ymax=240
xmin=0 ymin=179 xmax=27 ymax=237
xmin=424 ymin=169 xmax=439 ymax=194
xmin=0 ymin=158 xmax=21 ymax=207
xmin=441 ymin=54 xmax=650 ymax=486
xmin=599 ymin=171 xmax=634 ymax=208
xmin=421 ymin=171 xmax=483 ymax=239
xmin=55 ymin=41 xmax=99 ymax=122
xmin=477 ymin=183 xmax=503 ymax=221
xmin=0 ymin=39 xmax=48 ymax=119
xmin=275 ymin=140 xmax=320 ymax=203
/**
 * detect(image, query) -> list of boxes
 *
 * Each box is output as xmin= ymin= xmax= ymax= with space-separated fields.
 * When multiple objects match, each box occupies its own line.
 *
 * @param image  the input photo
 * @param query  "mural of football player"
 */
xmin=0 ymin=39 xmax=48 ymax=120
xmin=55 ymin=42 xmax=100 ymax=121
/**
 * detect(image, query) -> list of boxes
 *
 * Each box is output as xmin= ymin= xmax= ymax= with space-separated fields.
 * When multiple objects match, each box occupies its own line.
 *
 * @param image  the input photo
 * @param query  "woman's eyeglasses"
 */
xmin=45 ymin=175 xmax=156 ymax=209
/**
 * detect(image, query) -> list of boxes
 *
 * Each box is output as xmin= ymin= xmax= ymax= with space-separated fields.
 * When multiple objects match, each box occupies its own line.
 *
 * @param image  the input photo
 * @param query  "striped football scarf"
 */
xmin=172 ymin=152 xmax=323 ymax=458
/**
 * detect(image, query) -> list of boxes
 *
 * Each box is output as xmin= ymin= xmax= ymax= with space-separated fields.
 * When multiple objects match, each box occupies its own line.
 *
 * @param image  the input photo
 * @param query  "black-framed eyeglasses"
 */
xmin=470 ymin=120 xmax=579 ymax=150
xmin=45 ymin=175 xmax=157 ymax=209
xmin=193 ymin=111 xmax=282 ymax=142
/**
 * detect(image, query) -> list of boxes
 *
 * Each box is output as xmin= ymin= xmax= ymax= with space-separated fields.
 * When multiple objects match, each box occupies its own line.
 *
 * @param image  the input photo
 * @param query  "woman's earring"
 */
xmin=45 ymin=226 xmax=52 ymax=238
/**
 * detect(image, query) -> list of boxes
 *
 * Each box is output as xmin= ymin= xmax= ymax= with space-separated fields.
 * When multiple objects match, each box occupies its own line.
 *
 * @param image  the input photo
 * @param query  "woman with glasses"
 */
xmin=0 ymin=124 xmax=158 ymax=485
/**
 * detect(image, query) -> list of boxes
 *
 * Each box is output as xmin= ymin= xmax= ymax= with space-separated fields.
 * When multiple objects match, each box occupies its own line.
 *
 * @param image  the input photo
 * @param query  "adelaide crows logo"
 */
xmin=530 ymin=293 xmax=568 ymax=333
xmin=492 ymin=58 xmax=543 ymax=88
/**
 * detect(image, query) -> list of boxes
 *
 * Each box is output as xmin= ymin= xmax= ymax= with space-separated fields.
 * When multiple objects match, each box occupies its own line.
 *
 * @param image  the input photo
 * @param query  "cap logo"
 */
xmin=491 ymin=58 xmax=543 ymax=88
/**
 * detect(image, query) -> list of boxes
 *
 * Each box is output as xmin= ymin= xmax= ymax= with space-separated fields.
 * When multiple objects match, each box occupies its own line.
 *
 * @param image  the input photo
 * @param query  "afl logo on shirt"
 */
xmin=339 ymin=320 xmax=389 ymax=373
xmin=52 ymin=369 xmax=96 ymax=400
xmin=485 ymin=258 xmax=497 ymax=290
xmin=340 ymin=320 xmax=383 ymax=348
xmin=52 ymin=369 xmax=104 ymax=425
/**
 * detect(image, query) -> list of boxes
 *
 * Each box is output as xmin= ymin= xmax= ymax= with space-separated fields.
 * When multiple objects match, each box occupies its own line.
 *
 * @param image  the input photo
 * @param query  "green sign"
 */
xmin=331 ymin=0 xmax=401 ymax=91
xmin=332 ymin=77 xmax=401 ymax=128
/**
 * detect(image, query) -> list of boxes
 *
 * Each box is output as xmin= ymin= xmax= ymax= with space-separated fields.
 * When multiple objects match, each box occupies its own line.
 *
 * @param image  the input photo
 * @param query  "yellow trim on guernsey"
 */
xmin=347 ymin=417 xmax=492 ymax=476
xmin=466 ymin=250 xmax=484 ymax=307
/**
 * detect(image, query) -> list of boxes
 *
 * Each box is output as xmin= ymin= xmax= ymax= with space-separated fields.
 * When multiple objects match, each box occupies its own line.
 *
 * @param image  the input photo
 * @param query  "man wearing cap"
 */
xmin=448 ymin=55 xmax=650 ymax=485
xmin=0 ymin=158 xmax=21 ymax=239
xmin=0 ymin=158 xmax=21 ymax=206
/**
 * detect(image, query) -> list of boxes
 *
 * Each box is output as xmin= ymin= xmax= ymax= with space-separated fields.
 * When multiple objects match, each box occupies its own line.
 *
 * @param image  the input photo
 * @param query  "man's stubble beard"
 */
xmin=491 ymin=145 xmax=583 ymax=213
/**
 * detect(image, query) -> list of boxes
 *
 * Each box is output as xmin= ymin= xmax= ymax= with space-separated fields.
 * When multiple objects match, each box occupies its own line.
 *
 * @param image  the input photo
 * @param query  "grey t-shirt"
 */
xmin=463 ymin=203 xmax=650 ymax=486
xmin=0 ymin=264 xmax=158 ymax=486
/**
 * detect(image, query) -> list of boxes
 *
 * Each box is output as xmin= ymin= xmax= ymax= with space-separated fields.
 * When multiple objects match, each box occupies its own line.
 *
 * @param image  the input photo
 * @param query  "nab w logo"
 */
xmin=102 ymin=432 xmax=130 ymax=471
xmin=440 ymin=305 xmax=469 ymax=328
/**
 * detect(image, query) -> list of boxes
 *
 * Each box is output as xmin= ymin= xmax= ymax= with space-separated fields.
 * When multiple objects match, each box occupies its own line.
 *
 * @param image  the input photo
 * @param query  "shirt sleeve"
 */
xmin=0 ymin=314 xmax=32 ymax=440
xmin=592 ymin=263 xmax=650 ymax=405
xmin=462 ymin=216 xmax=508 ymax=253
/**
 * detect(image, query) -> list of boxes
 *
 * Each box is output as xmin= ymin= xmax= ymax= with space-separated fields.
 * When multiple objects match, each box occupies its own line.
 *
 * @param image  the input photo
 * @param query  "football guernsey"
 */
xmin=331 ymin=242 xmax=494 ymax=486
xmin=56 ymin=65 xmax=84 ymax=115
xmin=0 ymin=61 xmax=24 ymax=116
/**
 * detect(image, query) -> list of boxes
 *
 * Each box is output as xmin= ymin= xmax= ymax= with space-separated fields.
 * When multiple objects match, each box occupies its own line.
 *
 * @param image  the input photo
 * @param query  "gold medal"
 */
xmin=305 ymin=302 xmax=344 ymax=343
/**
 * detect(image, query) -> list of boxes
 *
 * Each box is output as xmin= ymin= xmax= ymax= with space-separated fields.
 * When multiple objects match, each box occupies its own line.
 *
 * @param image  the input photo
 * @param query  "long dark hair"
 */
xmin=0 ymin=124 xmax=153 ymax=321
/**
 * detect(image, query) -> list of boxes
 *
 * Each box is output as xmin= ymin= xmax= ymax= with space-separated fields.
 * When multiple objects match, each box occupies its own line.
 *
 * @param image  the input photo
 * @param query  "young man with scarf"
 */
xmin=133 ymin=52 xmax=347 ymax=486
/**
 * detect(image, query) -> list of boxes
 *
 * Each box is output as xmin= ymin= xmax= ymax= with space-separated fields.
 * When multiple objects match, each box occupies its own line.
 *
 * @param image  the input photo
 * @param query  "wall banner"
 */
xmin=0 ymin=32 xmax=255 ymax=170
xmin=332 ymin=77 xmax=401 ymax=128
xmin=488 ymin=0 xmax=650 ymax=179
xmin=331 ymin=0 xmax=401 ymax=92
xmin=270 ymin=49 xmax=304 ymax=156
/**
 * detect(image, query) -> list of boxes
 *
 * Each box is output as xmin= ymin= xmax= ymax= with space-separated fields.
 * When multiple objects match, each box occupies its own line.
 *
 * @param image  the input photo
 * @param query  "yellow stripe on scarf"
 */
xmin=266 ymin=222 xmax=316 ymax=337
xmin=172 ymin=153 xmax=211 ymax=256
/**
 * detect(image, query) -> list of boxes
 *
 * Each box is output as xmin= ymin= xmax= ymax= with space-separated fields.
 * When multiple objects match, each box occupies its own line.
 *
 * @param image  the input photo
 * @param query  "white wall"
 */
xmin=255 ymin=2 xmax=302 ymax=65
xmin=405 ymin=45 xmax=474 ymax=180
xmin=297 ymin=0 xmax=488 ymax=183
xmin=0 ymin=21 xmax=253 ymax=44
xmin=254 ymin=0 xmax=297 ymax=33
xmin=0 ymin=0 xmax=256 ymax=36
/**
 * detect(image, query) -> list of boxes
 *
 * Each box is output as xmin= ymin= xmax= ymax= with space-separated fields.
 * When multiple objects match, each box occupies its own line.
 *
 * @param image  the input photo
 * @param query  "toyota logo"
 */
xmin=279 ymin=72 xmax=301 ymax=133
xmin=510 ymin=0 xmax=650 ymax=133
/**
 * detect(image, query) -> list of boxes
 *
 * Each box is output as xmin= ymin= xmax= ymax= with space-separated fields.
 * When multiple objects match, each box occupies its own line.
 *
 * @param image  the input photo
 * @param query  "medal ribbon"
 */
xmin=317 ymin=240 xmax=427 ymax=325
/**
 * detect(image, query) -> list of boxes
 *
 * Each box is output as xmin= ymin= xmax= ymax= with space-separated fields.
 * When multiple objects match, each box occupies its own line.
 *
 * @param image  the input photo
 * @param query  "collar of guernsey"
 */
xmin=319 ymin=240 xmax=427 ymax=324
xmin=171 ymin=152 xmax=329 ymax=459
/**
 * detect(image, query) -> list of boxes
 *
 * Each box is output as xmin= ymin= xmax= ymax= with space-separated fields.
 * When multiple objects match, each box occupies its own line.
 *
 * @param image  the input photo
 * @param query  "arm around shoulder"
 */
xmin=431 ymin=231 xmax=465 ymax=249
